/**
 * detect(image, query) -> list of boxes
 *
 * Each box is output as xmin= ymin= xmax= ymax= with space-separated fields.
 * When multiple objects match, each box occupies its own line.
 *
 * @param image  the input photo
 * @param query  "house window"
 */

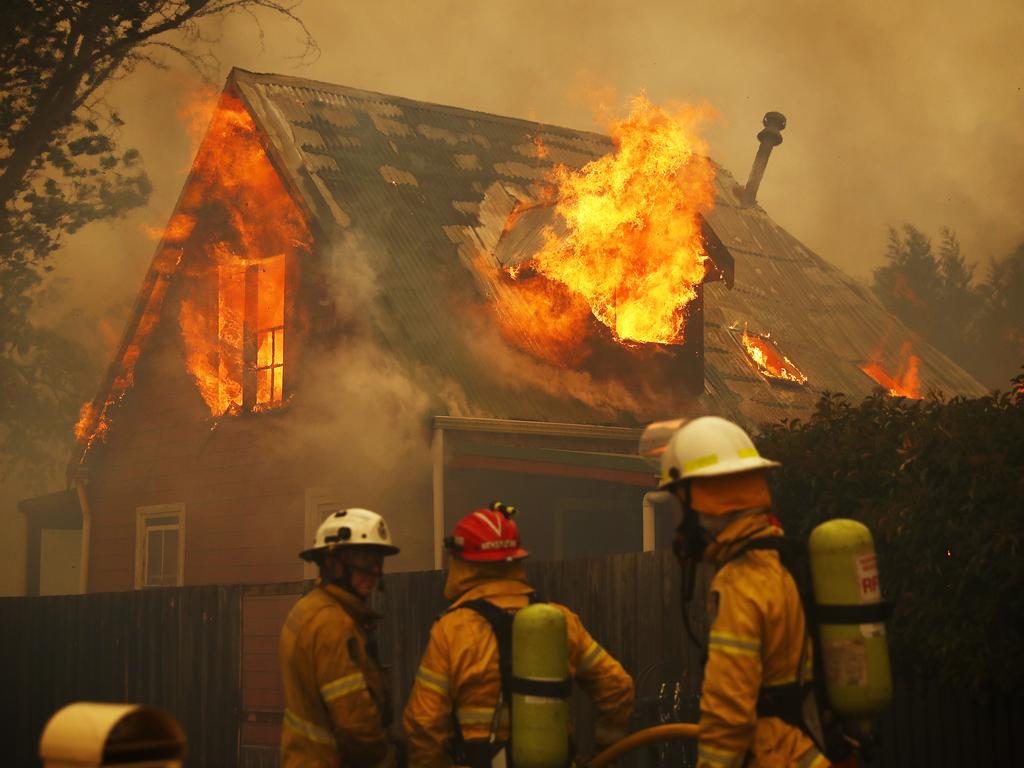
xmin=135 ymin=505 xmax=185 ymax=588
xmin=255 ymin=255 xmax=285 ymax=406
xmin=215 ymin=254 xmax=287 ymax=411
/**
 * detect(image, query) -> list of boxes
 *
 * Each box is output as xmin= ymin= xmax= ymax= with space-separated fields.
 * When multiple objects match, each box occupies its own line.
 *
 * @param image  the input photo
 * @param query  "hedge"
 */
xmin=757 ymin=371 xmax=1024 ymax=695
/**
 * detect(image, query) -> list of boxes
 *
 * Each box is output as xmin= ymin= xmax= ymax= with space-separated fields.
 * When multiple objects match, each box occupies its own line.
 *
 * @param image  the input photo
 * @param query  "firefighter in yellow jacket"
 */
xmin=659 ymin=417 xmax=834 ymax=768
xmin=403 ymin=504 xmax=635 ymax=767
xmin=279 ymin=508 xmax=399 ymax=768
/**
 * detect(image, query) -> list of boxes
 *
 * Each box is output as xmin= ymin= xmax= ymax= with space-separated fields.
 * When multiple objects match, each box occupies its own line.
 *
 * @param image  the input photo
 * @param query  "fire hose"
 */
xmin=584 ymin=723 xmax=699 ymax=767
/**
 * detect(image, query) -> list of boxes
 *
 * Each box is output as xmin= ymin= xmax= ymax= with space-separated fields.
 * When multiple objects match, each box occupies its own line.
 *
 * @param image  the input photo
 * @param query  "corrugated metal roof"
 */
xmin=227 ymin=68 xmax=986 ymax=429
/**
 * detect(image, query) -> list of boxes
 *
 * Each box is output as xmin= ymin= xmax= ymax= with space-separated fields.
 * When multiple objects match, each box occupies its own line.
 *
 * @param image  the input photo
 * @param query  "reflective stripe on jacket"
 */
xmin=279 ymin=581 xmax=392 ymax=768
xmin=697 ymin=512 xmax=829 ymax=768
xmin=403 ymin=572 xmax=634 ymax=767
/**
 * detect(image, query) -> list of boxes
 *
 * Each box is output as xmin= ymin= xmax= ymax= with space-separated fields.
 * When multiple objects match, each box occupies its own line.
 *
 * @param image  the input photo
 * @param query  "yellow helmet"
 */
xmin=658 ymin=416 xmax=780 ymax=488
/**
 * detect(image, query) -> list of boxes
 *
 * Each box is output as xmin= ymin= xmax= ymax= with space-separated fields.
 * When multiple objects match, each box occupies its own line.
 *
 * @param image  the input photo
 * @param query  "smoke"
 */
xmin=6 ymin=0 xmax=1019 ymax=587
xmin=459 ymin=308 xmax=648 ymax=418
xmin=268 ymin=233 xmax=457 ymax=570
xmin=43 ymin=0 xmax=1023 ymax=346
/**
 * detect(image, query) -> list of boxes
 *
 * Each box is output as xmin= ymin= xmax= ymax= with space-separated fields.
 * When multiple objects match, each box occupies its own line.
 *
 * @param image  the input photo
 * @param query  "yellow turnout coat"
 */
xmin=279 ymin=581 xmax=393 ymax=768
xmin=403 ymin=559 xmax=634 ymax=767
xmin=697 ymin=512 xmax=830 ymax=768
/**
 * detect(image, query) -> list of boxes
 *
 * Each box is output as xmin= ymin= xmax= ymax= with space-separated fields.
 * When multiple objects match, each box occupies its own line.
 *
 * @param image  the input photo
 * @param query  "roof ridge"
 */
xmin=228 ymin=68 xmax=613 ymax=146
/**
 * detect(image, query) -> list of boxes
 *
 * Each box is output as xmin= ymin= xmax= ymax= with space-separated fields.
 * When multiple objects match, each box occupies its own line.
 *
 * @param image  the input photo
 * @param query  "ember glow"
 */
xmin=74 ymin=402 xmax=98 ymax=444
xmin=740 ymin=328 xmax=808 ymax=385
xmin=503 ymin=95 xmax=716 ymax=358
xmin=861 ymin=342 xmax=922 ymax=398
xmin=177 ymin=92 xmax=310 ymax=414
xmin=493 ymin=259 xmax=595 ymax=367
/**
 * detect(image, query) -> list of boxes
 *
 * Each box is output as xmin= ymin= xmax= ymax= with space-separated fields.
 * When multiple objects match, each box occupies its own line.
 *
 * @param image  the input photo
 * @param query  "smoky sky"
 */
xmin=49 ymin=0 xmax=1024 ymax=348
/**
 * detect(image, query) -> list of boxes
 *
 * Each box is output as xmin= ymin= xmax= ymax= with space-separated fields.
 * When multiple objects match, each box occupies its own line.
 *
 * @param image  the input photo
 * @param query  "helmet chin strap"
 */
xmin=324 ymin=555 xmax=384 ymax=597
xmin=671 ymin=482 xmax=709 ymax=661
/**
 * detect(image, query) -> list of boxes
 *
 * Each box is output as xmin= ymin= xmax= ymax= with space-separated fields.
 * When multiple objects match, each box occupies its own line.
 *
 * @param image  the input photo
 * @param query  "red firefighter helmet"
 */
xmin=445 ymin=502 xmax=529 ymax=562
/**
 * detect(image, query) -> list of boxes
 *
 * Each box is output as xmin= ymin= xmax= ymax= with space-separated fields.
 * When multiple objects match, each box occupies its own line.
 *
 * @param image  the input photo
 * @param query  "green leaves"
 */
xmin=758 ymin=378 xmax=1024 ymax=694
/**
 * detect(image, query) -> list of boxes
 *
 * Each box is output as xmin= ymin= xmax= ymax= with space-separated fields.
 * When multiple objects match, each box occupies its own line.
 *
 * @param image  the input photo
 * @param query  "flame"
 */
xmin=497 ymin=260 xmax=595 ymax=367
xmin=176 ymin=92 xmax=310 ymax=414
xmin=498 ymin=95 xmax=715 ymax=360
xmin=74 ymin=401 xmax=97 ymax=444
xmin=740 ymin=328 xmax=808 ymax=384
xmin=74 ymin=90 xmax=309 ymax=452
xmin=861 ymin=342 xmax=922 ymax=398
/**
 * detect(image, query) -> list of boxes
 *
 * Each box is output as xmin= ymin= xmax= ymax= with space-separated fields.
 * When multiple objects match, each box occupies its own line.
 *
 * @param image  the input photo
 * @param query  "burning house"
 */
xmin=28 ymin=69 xmax=986 ymax=599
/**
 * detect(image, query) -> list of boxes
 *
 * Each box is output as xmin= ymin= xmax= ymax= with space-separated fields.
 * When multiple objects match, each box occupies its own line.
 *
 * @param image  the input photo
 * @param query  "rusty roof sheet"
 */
xmin=226 ymin=68 xmax=986 ymax=429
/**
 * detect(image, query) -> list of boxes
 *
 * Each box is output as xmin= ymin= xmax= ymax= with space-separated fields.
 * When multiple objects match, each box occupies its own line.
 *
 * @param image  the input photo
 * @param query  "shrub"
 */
xmin=757 ymin=371 xmax=1024 ymax=694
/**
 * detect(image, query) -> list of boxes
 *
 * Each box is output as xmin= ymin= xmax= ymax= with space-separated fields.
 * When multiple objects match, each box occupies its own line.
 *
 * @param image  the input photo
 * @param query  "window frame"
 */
xmin=134 ymin=503 xmax=186 ymax=589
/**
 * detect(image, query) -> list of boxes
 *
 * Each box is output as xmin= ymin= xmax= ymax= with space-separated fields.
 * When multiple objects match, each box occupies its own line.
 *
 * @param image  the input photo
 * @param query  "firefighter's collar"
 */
xmin=704 ymin=510 xmax=782 ymax=565
xmin=448 ymin=578 xmax=534 ymax=609
xmin=319 ymin=580 xmax=381 ymax=622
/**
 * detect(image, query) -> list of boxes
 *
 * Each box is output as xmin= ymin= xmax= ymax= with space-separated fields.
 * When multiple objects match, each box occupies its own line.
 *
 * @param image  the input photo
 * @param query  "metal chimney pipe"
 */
xmin=741 ymin=111 xmax=787 ymax=206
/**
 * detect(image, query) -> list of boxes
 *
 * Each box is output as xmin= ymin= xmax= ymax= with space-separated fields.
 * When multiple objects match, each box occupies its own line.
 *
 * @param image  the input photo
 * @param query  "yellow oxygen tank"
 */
xmin=511 ymin=603 xmax=570 ymax=768
xmin=808 ymin=519 xmax=893 ymax=729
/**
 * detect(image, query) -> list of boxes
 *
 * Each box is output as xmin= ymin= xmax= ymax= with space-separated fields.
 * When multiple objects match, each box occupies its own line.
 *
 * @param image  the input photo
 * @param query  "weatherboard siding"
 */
xmin=84 ymin=321 xmax=307 ymax=592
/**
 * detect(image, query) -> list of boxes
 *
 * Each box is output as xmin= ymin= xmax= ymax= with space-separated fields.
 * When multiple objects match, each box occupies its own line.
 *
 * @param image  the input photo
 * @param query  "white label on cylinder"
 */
xmin=860 ymin=622 xmax=886 ymax=638
xmin=855 ymin=553 xmax=880 ymax=603
xmin=823 ymin=638 xmax=869 ymax=687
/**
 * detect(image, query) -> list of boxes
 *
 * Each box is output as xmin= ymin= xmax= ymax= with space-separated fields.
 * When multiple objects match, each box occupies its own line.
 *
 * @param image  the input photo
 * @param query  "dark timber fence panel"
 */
xmin=0 ymin=585 xmax=240 ymax=768
xmin=4 ymin=553 xmax=1024 ymax=768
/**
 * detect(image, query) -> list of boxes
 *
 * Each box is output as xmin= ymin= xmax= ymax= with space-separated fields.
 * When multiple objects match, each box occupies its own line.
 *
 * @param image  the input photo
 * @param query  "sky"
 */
xmin=49 ymin=0 xmax=1024 ymax=336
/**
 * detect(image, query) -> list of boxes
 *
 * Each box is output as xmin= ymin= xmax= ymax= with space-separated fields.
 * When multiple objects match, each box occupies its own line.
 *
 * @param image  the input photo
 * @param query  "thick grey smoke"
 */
xmin=269 ymin=234 xmax=444 ymax=570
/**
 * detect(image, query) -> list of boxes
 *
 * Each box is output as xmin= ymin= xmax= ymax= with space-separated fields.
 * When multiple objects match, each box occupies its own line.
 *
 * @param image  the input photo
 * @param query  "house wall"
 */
xmin=84 ymin=324 xmax=301 ymax=591
xmin=83 ymin=299 xmax=438 ymax=593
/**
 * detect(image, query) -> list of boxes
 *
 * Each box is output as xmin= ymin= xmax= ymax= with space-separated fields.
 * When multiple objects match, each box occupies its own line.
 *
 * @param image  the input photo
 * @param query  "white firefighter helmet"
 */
xmin=299 ymin=507 xmax=400 ymax=562
xmin=658 ymin=415 xmax=780 ymax=488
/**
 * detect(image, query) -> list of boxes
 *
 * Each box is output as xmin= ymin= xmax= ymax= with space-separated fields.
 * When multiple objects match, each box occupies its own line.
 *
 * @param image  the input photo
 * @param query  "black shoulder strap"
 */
xmin=732 ymin=536 xmax=892 ymax=625
xmin=457 ymin=599 xmax=516 ymax=697
xmin=448 ymin=592 xmax=546 ymax=696
xmin=728 ymin=535 xmax=815 ymax=615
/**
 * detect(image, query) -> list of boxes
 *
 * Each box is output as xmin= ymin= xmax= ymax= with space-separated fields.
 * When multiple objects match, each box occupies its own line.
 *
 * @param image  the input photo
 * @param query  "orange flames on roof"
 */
xmin=740 ymin=328 xmax=808 ymax=385
xmin=74 ymin=90 xmax=310 ymax=451
xmin=176 ymin=91 xmax=310 ymax=415
xmin=499 ymin=96 xmax=715 ymax=362
xmin=861 ymin=342 xmax=922 ymax=398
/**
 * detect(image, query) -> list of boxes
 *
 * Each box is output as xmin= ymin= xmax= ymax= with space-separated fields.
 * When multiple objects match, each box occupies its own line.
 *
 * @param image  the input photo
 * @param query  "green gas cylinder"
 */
xmin=808 ymin=519 xmax=893 ymax=726
xmin=510 ymin=603 xmax=570 ymax=768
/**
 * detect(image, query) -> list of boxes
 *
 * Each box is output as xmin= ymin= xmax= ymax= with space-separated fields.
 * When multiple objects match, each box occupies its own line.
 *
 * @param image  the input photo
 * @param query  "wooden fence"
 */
xmin=3 ymin=551 xmax=1023 ymax=767
xmin=0 ymin=585 xmax=241 ymax=768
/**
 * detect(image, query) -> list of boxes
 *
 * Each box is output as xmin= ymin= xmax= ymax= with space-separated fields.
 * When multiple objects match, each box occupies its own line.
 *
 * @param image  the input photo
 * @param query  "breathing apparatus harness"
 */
xmin=671 ymin=482 xmax=889 ymax=762
xmin=441 ymin=503 xmax=573 ymax=768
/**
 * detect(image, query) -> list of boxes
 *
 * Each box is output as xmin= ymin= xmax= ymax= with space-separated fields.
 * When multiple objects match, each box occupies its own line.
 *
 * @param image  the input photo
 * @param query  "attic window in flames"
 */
xmin=176 ymin=91 xmax=310 ymax=416
xmin=734 ymin=325 xmax=808 ymax=385
xmin=212 ymin=255 xmax=286 ymax=411
xmin=254 ymin=257 xmax=285 ymax=405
